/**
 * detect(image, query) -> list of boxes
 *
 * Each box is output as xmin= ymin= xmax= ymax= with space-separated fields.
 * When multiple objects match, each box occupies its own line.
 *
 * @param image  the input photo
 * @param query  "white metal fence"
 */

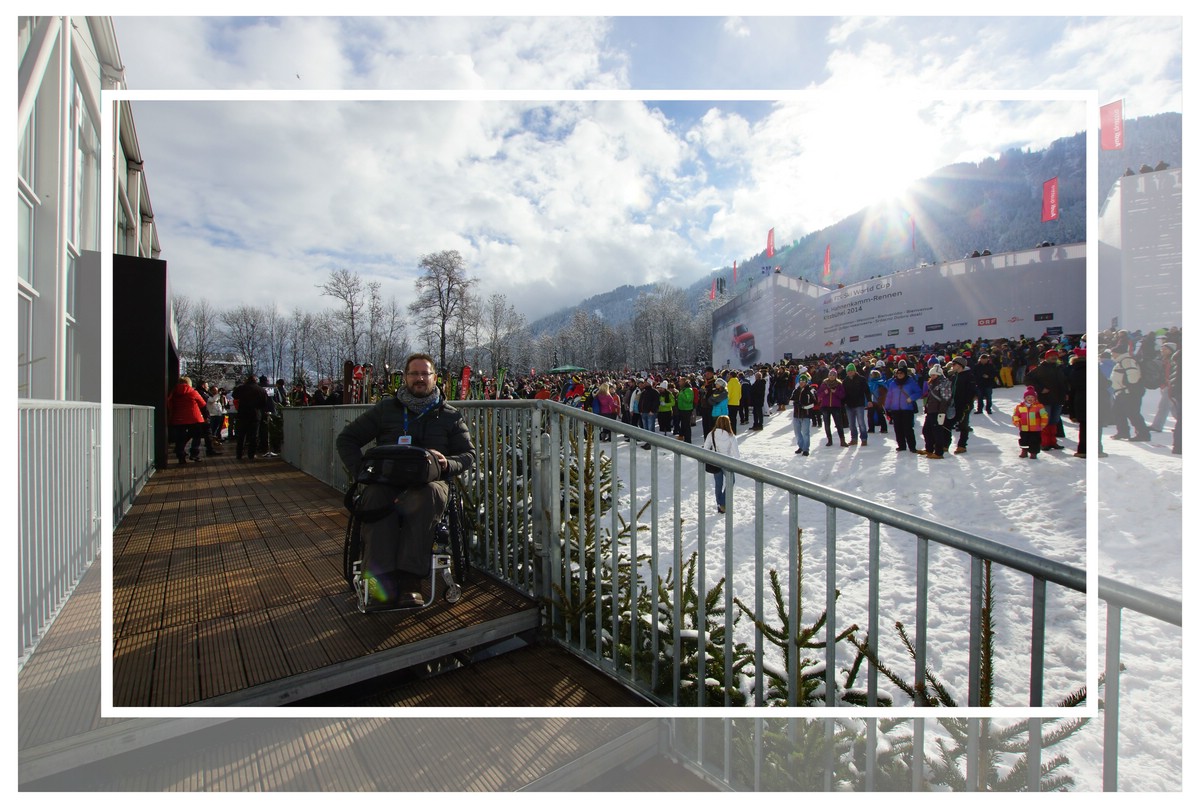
xmin=112 ymin=404 xmax=156 ymax=524
xmin=18 ymin=401 xmax=103 ymax=662
xmin=281 ymin=398 xmax=1180 ymax=790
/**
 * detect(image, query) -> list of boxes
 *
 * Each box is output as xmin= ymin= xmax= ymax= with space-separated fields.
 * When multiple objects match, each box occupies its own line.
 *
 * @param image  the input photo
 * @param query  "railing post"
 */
xmin=533 ymin=429 xmax=555 ymax=614
xmin=1103 ymin=602 xmax=1123 ymax=791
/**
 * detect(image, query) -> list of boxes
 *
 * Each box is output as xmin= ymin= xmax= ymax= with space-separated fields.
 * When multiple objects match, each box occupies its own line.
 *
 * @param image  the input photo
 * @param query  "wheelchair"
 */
xmin=341 ymin=445 xmax=470 ymax=613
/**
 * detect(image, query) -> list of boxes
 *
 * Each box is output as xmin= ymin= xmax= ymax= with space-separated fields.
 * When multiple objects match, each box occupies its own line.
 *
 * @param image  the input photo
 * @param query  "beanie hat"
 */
xmin=846 ymin=363 xmax=857 ymax=372
xmin=928 ymin=364 xmax=943 ymax=376
xmin=951 ymin=356 xmax=967 ymax=368
xmin=1024 ymin=386 xmax=1037 ymax=399
xmin=1163 ymin=342 xmax=1177 ymax=352
xmin=1044 ymin=349 xmax=1060 ymax=360
xmin=798 ymin=373 xmax=811 ymax=384
xmin=828 ymin=368 xmax=839 ymax=377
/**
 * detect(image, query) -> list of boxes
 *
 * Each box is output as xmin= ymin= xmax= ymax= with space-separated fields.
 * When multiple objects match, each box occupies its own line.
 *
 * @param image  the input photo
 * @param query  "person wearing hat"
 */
xmin=973 ymin=353 xmax=999 ymax=414
xmin=698 ymin=366 xmax=720 ymax=436
xmin=1012 ymin=386 xmax=1050 ymax=459
xmin=711 ymin=376 xmax=730 ymax=420
xmin=919 ymin=364 xmax=953 ymax=458
xmin=656 ymin=380 xmax=676 ymax=435
xmin=1109 ymin=341 xmax=1151 ymax=442
xmin=866 ymin=368 xmax=889 ymax=435
xmin=749 ymin=370 xmax=767 ymax=430
xmin=947 ymin=356 xmax=977 ymax=453
xmin=790 ymin=371 xmax=818 ymax=455
xmin=842 ymin=362 xmax=871 ymax=446
xmin=816 ymin=368 xmax=848 ymax=447
xmin=1024 ymin=349 xmax=1069 ymax=450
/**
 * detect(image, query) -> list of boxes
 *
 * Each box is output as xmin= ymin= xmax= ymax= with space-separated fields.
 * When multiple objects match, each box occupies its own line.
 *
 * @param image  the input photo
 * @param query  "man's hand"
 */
xmin=428 ymin=449 xmax=449 ymax=472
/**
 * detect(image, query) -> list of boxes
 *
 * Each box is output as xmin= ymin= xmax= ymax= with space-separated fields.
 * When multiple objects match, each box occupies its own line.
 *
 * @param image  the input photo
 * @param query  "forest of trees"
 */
xmin=174 ymin=250 xmax=719 ymax=387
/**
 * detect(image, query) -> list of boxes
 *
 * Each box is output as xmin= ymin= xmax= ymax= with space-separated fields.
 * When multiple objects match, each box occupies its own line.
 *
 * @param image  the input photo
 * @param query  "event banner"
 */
xmin=1100 ymin=99 xmax=1124 ymax=150
xmin=712 ymin=244 xmax=1085 ymax=365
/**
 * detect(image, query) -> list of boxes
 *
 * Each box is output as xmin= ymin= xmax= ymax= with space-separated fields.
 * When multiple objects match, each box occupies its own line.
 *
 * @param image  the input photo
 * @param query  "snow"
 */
xmin=591 ymin=383 xmax=1182 ymax=790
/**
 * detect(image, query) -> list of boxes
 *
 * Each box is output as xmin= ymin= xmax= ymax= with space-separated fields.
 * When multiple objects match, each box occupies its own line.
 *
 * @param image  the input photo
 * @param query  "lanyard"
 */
xmin=402 ymin=401 xmax=438 ymax=437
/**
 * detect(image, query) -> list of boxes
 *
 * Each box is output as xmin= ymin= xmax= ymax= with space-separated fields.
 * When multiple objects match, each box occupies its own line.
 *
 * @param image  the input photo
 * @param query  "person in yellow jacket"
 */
xmin=725 ymin=371 xmax=743 ymax=434
xmin=1012 ymin=386 xmax=1050 ymax=459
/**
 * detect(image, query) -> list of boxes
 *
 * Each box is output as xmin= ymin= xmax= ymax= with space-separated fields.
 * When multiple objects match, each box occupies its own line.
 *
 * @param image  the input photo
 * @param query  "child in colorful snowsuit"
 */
xmin=1012 ymin=386 xmax=1050 ymax=459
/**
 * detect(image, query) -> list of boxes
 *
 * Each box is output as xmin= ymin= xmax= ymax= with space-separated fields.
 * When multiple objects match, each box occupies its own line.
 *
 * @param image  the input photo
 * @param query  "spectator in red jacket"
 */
xmin=166 ymin=376 xmax=209 ymax=465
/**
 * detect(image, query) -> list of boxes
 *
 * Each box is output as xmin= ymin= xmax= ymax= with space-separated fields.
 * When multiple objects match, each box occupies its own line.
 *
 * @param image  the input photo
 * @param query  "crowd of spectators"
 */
xmin=173 ymin=325 xmax=1181 ymax=466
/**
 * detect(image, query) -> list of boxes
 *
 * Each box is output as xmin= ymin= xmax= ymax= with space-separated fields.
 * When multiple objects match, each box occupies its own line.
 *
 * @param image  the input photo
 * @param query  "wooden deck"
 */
xmin=108 ymin=449 xmax=636 ymax=708
xmin=19 ymin=448 xmax=691 ymax=788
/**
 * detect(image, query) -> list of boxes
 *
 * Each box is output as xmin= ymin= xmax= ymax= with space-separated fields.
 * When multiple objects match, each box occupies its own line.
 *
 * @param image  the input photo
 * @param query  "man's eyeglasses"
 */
xmin=406 ymin=372 xmax=434 ymax=377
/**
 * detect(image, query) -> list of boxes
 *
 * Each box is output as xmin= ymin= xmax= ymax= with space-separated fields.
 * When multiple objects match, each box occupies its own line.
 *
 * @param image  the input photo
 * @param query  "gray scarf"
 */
xmin=395 ymin=386 xmax=442 ymax=414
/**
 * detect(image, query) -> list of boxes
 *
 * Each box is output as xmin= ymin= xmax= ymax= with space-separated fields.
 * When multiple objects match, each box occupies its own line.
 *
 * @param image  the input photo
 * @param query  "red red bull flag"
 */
xmin=460 ymin=365 xmax=472 ymax=400
xmin=823 ymin=244 xmax=831 ymax=277
xmin=710 ymin=279 xmax=716 ymax=300
xmin=767 ymin=228 xmax=775 ymax=258
xmin=1100 ymin=99 xmax=1124 ymax=151
xmin=1042 ymin=177 xmax=1059 ymax=222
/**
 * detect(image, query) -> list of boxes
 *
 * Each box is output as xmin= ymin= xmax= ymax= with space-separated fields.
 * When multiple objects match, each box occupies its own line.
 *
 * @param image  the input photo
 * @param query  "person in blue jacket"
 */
xmin=884 ymin=365 xmax=923 ymax=453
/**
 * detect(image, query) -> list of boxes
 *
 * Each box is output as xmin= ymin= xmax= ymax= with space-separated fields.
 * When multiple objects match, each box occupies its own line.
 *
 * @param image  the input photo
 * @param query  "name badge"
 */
xmin=397 ymin=435 xmax=412 ymax=445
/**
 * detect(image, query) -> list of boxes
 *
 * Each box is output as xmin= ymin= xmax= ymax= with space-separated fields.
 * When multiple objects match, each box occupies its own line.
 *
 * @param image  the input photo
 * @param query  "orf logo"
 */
xmin=978 ymin=318 xmax=997 ymax=327
xmin=1008 ymin=316 xmax=1024 ymax=323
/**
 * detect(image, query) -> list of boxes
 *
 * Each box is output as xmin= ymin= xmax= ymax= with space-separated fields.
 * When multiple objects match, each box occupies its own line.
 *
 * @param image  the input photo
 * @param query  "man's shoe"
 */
xmin=1020 ymin=449 xmax=1029 ymax=458
xmin=394 ymin=592 xmax=425 ymax=609
xmin=861 ymin=439 xmax=867 ymax=446
xmin=954 ymin=446 xmax=967 ymax=454
xmin=802 ymin=450 xmax=809 ymax=456
xmin=796 ymin=448 xmax=804 ymax=454
xmin=839 ymin=439 xmax=849 ymax=447
xmin=826 ymin=438 xmax=833 ymax=446
xmin=848 ymin=437 xmax=858 ymax=445
xmin=1130 ymin=434 xmax=1151 ymax=442
xmin=896 ymin=447 xmax=906 ymax=453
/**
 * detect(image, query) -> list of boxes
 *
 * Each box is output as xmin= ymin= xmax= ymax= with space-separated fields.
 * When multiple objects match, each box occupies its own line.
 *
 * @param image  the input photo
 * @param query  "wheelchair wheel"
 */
xmin=442 ymin=567 xmax=462 ymax=604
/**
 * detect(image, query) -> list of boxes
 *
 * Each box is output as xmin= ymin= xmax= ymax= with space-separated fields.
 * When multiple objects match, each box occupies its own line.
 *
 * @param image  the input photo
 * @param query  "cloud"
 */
xmin=118 ymin=15 xmax=1181 ymax=326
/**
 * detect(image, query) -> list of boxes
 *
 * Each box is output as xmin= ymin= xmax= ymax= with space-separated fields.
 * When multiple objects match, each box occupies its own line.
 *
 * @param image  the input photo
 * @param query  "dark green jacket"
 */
xmin=336 ymin=396 xmax=476 ymax=481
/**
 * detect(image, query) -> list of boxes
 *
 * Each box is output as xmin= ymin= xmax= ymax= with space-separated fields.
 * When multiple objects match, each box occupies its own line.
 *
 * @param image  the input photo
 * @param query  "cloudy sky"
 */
xmin=110 ymin=13 xmax=1183 ymax=323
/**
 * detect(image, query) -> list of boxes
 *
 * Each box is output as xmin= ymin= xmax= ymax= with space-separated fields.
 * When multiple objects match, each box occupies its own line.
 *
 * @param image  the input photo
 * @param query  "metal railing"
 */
xmin=18 ymin=401 xmax=104 ymax=662
xmin=112 ymin=404 xmax=156 ymax=525
xmin=281 ymin=398 xmax=1180 ymax=790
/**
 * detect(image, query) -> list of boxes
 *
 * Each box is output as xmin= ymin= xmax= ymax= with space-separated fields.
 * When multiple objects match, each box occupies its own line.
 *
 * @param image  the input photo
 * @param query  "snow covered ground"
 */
xmin=593 ymin=383 xmax=1182 ymax=789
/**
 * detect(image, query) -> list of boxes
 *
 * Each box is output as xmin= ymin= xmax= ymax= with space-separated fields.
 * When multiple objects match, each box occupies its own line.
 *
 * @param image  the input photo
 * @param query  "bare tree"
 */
xmin=221 ymin=305 xmax=266 ymax=376
xmin=262 ymin=304 xmax=290 ymax=383
xmin=319 ymin=268 xmax=365 ymax=362
xmin=408 ymin=250 xmax=476 ymax=372
xmin=289 ymin=308 xmax=316 ymax=388
xmin=187 ymin=298 xmax=222 ymax=383
xmin=172 ymin=295 xmax=193 ymax=361
xmin=479 ymin=293 xmax=527 ymax=376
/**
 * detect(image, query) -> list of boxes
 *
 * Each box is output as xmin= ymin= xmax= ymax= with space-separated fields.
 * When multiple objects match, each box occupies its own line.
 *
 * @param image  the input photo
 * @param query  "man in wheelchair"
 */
xmin=336 ymin=352 xmax=477 ymax=610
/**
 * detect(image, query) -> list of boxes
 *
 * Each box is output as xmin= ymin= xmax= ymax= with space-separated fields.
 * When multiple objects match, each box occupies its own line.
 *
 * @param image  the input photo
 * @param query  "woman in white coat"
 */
xmin=703 ymin=414 xmax=741 ymax=514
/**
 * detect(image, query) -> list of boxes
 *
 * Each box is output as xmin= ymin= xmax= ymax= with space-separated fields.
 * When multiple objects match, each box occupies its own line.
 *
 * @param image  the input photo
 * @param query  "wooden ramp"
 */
xmin=21 ymin=448 xmax=669 ymax=787
xmin=111 ymin=451 xmax=533 ymax=707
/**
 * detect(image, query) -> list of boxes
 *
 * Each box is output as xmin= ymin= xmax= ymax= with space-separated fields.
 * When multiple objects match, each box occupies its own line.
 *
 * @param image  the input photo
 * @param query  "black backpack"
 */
xmin=1139 ymin=357 xmax=1164 ymax=389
